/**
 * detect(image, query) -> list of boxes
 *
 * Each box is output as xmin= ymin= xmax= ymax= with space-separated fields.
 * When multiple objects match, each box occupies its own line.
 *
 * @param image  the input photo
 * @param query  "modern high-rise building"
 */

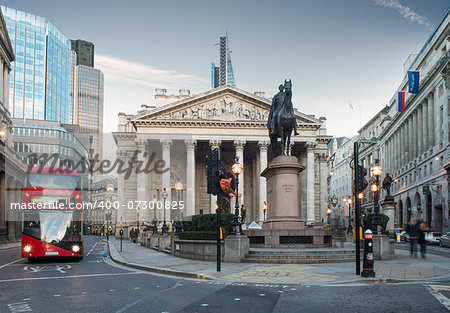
xmin=71 ymin=39 xmax=94 ymax=67
xmin=211 ymin=34 xmax=235 ymax=88
xmin=1 ymin=6 xmax=71 ymax=123
xmin=72 ymin=65 xmax=104 ymax=159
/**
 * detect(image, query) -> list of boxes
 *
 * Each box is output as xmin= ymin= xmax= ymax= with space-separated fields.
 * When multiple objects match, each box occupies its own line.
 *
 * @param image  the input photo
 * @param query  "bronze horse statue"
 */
xmin=268 ymin=80 xmax=298 ymax=158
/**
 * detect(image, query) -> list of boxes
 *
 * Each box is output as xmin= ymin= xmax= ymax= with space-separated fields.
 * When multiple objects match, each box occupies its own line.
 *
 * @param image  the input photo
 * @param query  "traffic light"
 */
xmin=206 ymin=149 xmax=220 ymax=195
xmin=357 ymin=165 xmax=368 ymax=193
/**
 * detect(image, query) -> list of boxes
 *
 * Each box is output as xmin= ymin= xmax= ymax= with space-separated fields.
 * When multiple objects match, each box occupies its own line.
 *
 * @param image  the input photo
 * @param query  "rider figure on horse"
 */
xmin=268 ymin=81 xmax=299 ymax=137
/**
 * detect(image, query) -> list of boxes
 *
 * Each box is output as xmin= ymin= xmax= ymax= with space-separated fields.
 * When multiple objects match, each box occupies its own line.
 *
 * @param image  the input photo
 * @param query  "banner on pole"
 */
xmin=408 ymin=71 xmax=420 ymax=94
xmin=397 ymin=91 xmax=405 ymax=113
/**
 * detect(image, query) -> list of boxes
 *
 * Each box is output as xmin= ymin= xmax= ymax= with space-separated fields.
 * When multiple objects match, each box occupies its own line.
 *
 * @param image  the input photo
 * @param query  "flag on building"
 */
xmin=397 ymin=91 xmax=405 ymax=113
xmin=408 ymin=71 xmax=420 ymax=94
xmin=349 ymin=103 xmax=354 ymax=110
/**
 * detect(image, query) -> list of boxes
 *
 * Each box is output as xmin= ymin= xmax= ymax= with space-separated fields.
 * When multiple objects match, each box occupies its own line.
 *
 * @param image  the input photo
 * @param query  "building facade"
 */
xmin=1 ymin=6 xmax=71 ymax=123
xmin=327 ymin=136 xmax=357 ymax=229
xmin=114 ymin=85 xmax=331 ymax=234
xmin=327 ymin=10 xmax=450 ymax=233
xmin=0 ymin=7 xmax=26 ymax=243
xmin=379 ymin=12 xmax=450 ymax=232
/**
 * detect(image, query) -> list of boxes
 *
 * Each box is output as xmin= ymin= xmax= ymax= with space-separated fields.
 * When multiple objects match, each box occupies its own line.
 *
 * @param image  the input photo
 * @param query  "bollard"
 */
xmin=361 ymin=229 xmax=375 ymax=277
xmin=119 ymin=229 xmax=123 ymax=252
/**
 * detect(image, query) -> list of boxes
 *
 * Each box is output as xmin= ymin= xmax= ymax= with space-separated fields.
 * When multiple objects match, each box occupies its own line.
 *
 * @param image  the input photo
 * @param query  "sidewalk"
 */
xmin=0 ymin=241 xmax=21 ymax=250
xmin=106 ymin=237 xmax=450 ymax=285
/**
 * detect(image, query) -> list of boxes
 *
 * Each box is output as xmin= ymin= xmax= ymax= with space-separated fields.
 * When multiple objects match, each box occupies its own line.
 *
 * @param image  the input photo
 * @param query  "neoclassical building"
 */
xmin=113 ymin=85 xmax=331 ymax=232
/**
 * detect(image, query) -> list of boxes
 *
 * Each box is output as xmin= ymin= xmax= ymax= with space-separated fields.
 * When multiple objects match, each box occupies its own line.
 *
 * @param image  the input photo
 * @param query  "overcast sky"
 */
xmin=3 ymin=0 xmax=449 ymax=138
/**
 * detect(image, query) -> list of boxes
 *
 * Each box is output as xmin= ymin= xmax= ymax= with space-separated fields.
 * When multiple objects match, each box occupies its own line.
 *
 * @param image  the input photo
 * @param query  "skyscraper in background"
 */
xmin=70 ymin=39 xmax=104 ymax=159
xmin=71 ymin=39 xmax=94 ymax=67
xmin=2 ymin=6 xmax=71 ymax=123
xmin=211 ymin=34 xmax=235 ymax=88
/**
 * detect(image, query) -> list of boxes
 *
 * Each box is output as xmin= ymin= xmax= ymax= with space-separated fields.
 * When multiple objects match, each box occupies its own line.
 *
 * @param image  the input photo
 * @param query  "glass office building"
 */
xmin=2 ymin=7 xmax=71 ymax=123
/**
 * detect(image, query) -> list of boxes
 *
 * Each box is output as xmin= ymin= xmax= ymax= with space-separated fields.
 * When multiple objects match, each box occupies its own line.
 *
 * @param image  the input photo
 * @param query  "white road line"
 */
xmin=0 ymin=258 xmax=22 ymax=269
xmin=86 ymin=241 xmax=99 ymax=257
xmin=425 ymin=284 xmax=450 ymax=310
xmin=0 ymin=271 xmax=141 ymax=283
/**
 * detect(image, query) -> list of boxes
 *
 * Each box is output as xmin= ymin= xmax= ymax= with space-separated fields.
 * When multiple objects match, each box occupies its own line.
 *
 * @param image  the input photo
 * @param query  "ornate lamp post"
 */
xmin=347 ymin=198 xmax=353 ymax=234
xmin=371 ymin=161 xmax=383 ymax=234
xmin=263 ymin=201 xmax=267 ymax=221
xmin=174 ymin=182 xmax=183 ymax=235
xmin=231 ymin=157 xmax=243 ymax=235
xmin=161 ymin=188 xmax=169 ymax=235
xmin=327 ymin=208 xmax=332 ymax=225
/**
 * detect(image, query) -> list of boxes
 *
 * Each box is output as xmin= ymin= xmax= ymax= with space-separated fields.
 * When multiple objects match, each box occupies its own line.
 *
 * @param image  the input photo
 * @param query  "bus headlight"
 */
xmin=24 ymin=245 xmax=32 ymax=253
xmin=72 ymin=245 xmax=80 ymax=252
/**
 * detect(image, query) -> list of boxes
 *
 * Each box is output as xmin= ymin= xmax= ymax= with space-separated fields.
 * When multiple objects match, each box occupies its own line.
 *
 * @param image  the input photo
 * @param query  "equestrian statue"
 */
xmin=267 ymin=79 xmax=298 ymax=158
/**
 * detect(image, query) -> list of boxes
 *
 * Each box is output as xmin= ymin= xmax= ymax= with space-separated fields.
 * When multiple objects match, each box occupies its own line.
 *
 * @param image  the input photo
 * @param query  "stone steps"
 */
xmin=242 ymin=249 xmax=361 ymax=264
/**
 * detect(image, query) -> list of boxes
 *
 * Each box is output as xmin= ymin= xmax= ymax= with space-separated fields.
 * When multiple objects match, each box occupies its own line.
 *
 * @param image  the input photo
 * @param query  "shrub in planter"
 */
xmin=362 ymin=213 xmax=389 ymax=232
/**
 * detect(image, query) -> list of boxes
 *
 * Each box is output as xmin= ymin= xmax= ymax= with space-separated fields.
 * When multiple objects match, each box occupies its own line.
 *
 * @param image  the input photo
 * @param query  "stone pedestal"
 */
xmin=381 ymin=197 xmax=396 ymax=233
xmin=224 ymin=235 xmax=250 ymax=263
xmin=372 ymin=234 xmax=395 ymax=260
xmin=245 ymin=155 xmax=332 ymax=248
xmin=261 ymin=155 xmax=305 ymax=230
xmin=158 ymin=234 xmax=171 ymax=251
xmin=150 ymin=234 xmax=159 ymax=249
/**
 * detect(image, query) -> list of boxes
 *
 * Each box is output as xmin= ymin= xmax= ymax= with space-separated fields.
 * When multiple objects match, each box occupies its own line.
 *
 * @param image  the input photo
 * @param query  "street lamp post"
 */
xmin=231 ymin=157 xmax=243 ymax=235
xmin=371 ymin=161 xmax=383 ymax=234
xmin=347 ymin=198 xmax=353 ymax=234
xmin=263 ymin=201 xmax=267 ymax=221
xmin=162 ymin=188 xmax=168 ymax=235
xmin=174 ymin=182 xmax=183 ymax=235
xmin=152 ymin=194 xmax=158 ymax=235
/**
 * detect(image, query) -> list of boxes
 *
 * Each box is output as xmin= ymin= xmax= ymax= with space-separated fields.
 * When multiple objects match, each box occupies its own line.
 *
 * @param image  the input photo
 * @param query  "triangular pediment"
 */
xmin=132 ymin=85 xmax=322 ymax=126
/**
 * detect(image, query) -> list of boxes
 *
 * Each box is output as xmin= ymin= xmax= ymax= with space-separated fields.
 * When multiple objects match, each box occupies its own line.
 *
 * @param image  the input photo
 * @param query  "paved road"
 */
xmin=0 ymin=236 xmax=449 ymax=313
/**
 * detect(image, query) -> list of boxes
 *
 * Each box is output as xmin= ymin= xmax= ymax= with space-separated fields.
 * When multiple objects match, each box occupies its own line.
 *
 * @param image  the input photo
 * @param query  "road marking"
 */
xmin=134 ymin=287 xmax=140 ymax=290
xmin=425 ymin=284 xmax=450 ymax=310
xmin=86 ymin=241 xmax=99 ymax=257
xmin=53 ymin=295 xmax=60 ymax=297
xmin=0 ymin=271 xmax=141 ymax=283
xmin=0 ymin=258 xmax=22 ymax=269
xmin=23 ymin=265 xmax=71 ymax=273
xmin=109 ymin=289 xmax=115 ymax=292
xmin=7 ymin=301 xmax=32 ymax=312
xmin=259 ymin=293 xmax=266 ymax=296
xmin=234 ymin=298 xmax=241 ymax=301
xmin=200 ymin=304 xmax=209 ymax=307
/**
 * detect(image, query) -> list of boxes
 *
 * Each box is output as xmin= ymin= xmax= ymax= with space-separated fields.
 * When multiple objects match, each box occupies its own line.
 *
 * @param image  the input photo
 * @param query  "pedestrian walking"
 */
xmin=417 ymin=221 xmax=429 ymax=258
xmin=130 ymin=228 xmax=135 ymax=243
xmin=135 ymin=228 xmax=140 ymax=243
xmin=406 ymin=216 xmax=420 ymax=257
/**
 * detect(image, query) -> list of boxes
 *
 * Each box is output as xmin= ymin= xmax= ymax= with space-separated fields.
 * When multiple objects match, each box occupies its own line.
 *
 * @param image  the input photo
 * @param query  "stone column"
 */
xmin=399 ymin=125 xmax=404 ymax=166
xmin=418 ymin=104 xmax=423 ymax=155
xmin=258 ymin=140 xmax=269 ymax=223
xmin=234 ymin=139 xmax=246 ymax=208
xmin=306 ymin=141 xmax=316 ymax=225
xmin=136 ymin=139 xmax=148 ymax=223
xmin=209 ymin=139 xmax=221 ymax=213
xmin=185 ymin=139 xmax=197 ymax=217
xmin=423 ymin=100 xmax=428 ymax=153
xmin=408 ymin=116 xmax=413 ymax=162
xmin=319 ymin=153 xmax=328 ymax=222
xmin=428 ymin=92 xmax=435 ymax=150
xmin=160 ymin=139 xmax=172 ymax=220
xmin=412 ymin=110 xmax=417 ymax=160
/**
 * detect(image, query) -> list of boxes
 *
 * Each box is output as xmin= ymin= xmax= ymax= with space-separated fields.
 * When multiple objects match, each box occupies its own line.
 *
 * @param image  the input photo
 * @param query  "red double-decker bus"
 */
xmin=21 ymin=166 xmax=84 ymax=261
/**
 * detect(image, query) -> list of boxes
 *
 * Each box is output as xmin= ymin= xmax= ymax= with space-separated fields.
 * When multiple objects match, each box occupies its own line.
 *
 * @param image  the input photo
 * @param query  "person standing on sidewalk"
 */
xmin=130 ymin=228 xmax=135 ymax=243
xmin=406 ymin=216 xmax=420 ymax=257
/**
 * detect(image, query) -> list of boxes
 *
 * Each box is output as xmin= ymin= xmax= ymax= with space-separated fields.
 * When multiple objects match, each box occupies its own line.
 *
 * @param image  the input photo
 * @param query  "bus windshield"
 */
xmin=28 ymin=173 xmax=80 ymax=190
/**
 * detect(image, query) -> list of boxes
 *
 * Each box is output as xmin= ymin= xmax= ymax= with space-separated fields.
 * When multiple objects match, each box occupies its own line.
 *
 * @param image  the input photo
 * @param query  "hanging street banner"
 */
xmin=408 ymin=71 xmax=420 ymax=94
xmin=397 ymin=91 xmax=405 ymax=113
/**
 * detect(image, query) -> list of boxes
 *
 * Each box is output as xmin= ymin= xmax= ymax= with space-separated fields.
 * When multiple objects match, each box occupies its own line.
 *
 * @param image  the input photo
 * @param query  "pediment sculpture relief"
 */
xmin=158 ymin=96 xmax=270 ymax=121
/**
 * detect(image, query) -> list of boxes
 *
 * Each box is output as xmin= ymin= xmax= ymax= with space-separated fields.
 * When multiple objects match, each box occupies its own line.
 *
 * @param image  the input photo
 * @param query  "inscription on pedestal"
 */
xmin=282 ymin=184 xmax=294 ymax=193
